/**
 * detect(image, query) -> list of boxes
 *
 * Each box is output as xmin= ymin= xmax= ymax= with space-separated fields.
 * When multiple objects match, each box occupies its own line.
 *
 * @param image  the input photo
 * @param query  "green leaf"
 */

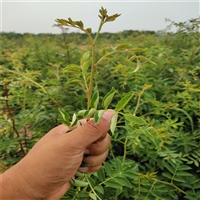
xmin=105 ymin=13 xmax=121 ymax=22
xmin=85 ymin=28 xmax=92 ymax=34
xmin=194 ymin=160 xmax=199 ymax=167
xmin=101 ymin=48 xmax=107 ymax=56
xmin=133 ymin=59 xmax=141 ymax=73
xmin=67 ymin=17 xmax=76 ymax=26
xmin=122 ymin=171 xmax=139 ymax=179
xmin=116 ymin=43 xmax=131 ymax=51
xmin=151 ymin=191 xmax=165 ymax=199
xmin=143 ymin=58 xmax=156 ymax=65
xmin=129 ymin=55 xmax=137 ymax=61
xmin=58 ymin=108 xmax=69 ymax=122
xmin=97 ymin=167 xmax=105 ymax=182
xmin=59 ymin=120 xmax=71 ymax=127
xmin=81 ymin=59 xmax=91 ymax=75
xmin=89 ymin=193 xmax=97 ymax=200
xmin=77 ymin=109 xmax=87 ymax=117
xmin=80 ymin=51 xmax=90 ymax=65
xmin=137 ymin=55 xmax=152 ymax=62
xmin=128 ymin=48 xmax=145 ymax=53
xmin=71 ymin=113 xmax=77 ymax=126
xmin=75 ymin=171 xmax=85 ymax=177
xmin=176 ymin=171 xmax=193 ymax=176
xmin=75 ymin=21 xmax=84 ymax=29
xmin=110 ymin=112 xmax=118 ymax=135
xmin=67 ymin=78 xmax=83 ymax=84
xmin=102 ymin=87 xmax=116 ymax=109
xmin=143 ymin=83 xmax=152 ymax=90
xmin=173 ymin=176 xmax=186 ymax=183
xmin=99 ymin=7 xmax=108 ymax=19
xmin=83 ymin=108 xmax=97 ymax=119
xmin=193 ymin=182 xmax=200 ymax=189
xmin=104 ymin=162 xmax=113 ymax=176
xmin=115 ymin=93 xmax=134 ymax=112
xmin=162 ymin=172 xmax=172 ymax=180
xmin=164 ymin=162 xmax=175 ymax=174
xmin=63 ymin=64 xmax=81 ymax=74
xmin=113 ymin=177 xmax=132 ymax=188
xmin=55 ymin=18 xmax=68 ymax=26
xmin=175 ymin=108 xmax=194 ymax=133
xmin=91 ymin=90 xmax=99 ymax=109
xmin=69 ymin=178 xmax=88 ymax=187
xmin=94 ymin=109 xmax=105 ymax=124
xmin=95 ymin=185 xmax=104 ymax=194
xmin=105 ymin=180 xmax=122 ymax=190
xmin=115 ymin=158 xmax=122 ymax=173
xmin=87 ymin=176 xmax=95 ymax=187
xmin=124 ymin=114 xmax=146 ymax=125
xmin=177 ymin=165 xmax=192 ymax=170
xmin=143 ymin=129 xmax=160 ymax=149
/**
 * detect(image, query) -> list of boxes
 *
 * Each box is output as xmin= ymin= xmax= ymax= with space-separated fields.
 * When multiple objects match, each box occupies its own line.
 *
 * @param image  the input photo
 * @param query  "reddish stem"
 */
xmin=4 ymin=83 xmax=26 ymax=156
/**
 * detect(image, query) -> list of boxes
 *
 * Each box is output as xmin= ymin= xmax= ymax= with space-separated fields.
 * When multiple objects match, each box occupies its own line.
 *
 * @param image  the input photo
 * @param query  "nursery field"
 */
xmin=0 ymin=16 xmax=200 ymax=199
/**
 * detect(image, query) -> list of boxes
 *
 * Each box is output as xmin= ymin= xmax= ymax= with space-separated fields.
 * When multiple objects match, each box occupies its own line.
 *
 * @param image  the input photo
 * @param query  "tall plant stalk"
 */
xmin=55 ymin=7 xmax=121 ymax=109
xmin=87 ymin=18 xmax=104 ymax=109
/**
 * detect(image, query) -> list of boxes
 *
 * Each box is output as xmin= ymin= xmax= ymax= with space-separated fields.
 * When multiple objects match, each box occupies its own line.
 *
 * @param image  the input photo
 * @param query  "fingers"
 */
xmin=78 ymin=134 xmax=111 ymax=173
xmin=62 ymin=111 xmax=114 ymax=151
xmin=78 ymin=150 xmax=108 ymax=173
xmin=79 ymin=164 xmax=102 ymax=173
xmin=83 ymin=149 xmax=109 ymax=166
xmin=86 ymin=133 xmax=111 ymax=156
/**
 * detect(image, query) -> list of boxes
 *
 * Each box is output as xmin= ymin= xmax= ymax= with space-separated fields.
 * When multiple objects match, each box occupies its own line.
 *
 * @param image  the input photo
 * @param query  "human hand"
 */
xmin=1 ymin=111 xmax=114 ymax=200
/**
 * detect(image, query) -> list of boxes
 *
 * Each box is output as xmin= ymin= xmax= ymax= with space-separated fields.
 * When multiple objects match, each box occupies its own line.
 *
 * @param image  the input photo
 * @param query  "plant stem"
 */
xmin=122 ymin=138 xmax=128 ymax=165
xmin=4 ymin=83 xmax=26 ymax=156
xmin=133 ymin=87 xmax=146 ymax=116
xmin=94 ymin=20 xmax=104 ymax=44
xmin=133 ymin=92 xmax=142 ymax=116
xmin=87 ymin=41 xmax=95 ymax=109
xmin=85 ymin=175 xmax=102 ymax=200
xmin=60 ymin=25 xmax=70 ymax=64
xmin=151 ymin=178 xmax=187 ymax=195
xmin=86 ymin=19 xmax=104 ymax=109
xmin=145 ymin=180 xmax=157 ymax=198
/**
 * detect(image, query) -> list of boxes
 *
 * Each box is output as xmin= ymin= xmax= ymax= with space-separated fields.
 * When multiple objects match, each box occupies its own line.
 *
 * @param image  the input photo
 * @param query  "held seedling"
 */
xmin=1 ymin=11 xmax=199 ymax=200
xmin=55 ymin=7 xmax=149 ymax=130
xmin=55 ymin=7 xmax=149 ymax=199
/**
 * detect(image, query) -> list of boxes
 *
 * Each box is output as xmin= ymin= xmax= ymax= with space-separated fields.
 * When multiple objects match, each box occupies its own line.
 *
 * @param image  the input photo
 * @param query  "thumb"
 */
xmin=63 ymin=111 xmax=114 ymax=150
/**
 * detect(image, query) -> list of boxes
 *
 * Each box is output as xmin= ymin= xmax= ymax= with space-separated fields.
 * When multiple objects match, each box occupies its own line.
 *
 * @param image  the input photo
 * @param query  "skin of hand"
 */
xmin=0 ymin=111 xmax=114 ymax=200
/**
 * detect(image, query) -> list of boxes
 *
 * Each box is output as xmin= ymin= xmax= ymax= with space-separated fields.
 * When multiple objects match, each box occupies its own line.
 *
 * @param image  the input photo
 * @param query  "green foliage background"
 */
xmin=0 ymin=18 xmax=200 ymax=199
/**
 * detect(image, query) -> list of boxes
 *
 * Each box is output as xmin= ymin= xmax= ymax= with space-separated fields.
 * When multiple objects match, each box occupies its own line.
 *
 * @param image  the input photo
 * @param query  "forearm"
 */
xmin=0 ymin=164 xmax=38 ymax=200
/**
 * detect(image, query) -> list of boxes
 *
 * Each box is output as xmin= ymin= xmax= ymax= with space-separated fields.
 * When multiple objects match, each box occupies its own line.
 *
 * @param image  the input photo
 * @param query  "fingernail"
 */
xmin=103 ymin=110 xmax=115 ymax=121
xmin=78 ymin=167 xmax=89 ymax=172
xmin=84 ymin=149 xmax=90 ymax=154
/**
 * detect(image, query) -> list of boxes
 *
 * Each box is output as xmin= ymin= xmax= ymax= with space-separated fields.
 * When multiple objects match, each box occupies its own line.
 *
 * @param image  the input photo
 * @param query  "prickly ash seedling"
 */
xmin=55 ymin=6 xmax=150 ymax=199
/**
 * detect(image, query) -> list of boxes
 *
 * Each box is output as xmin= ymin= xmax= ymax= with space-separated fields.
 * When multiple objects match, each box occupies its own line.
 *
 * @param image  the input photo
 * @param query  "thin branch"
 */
xmin=60 ymin=25 xmax=70 ymax=64
xmin=4 ymin=83 xmax=26 ymax=156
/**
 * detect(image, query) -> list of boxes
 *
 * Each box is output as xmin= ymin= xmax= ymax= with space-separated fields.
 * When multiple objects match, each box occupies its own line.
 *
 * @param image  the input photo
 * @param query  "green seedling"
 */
xmin=55 ymin=7 xmax=148 ymax=130
xmin=55 ymin=6 xmax=149 ymax=199
xmin=1 ymin=12 xmax=199 ymax=200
